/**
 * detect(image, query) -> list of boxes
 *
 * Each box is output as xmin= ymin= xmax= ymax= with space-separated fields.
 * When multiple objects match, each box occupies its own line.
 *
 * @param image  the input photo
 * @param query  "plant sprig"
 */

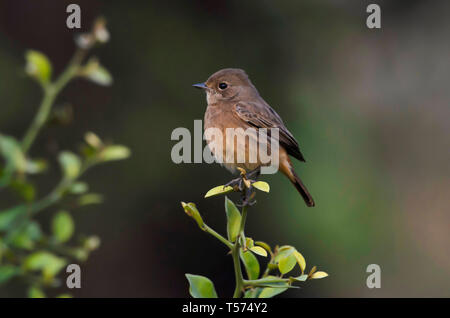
xmin=182 ymin=171 xmax=328 ymax=298
xmin=0 ymin=17 xmax=130 ymax=298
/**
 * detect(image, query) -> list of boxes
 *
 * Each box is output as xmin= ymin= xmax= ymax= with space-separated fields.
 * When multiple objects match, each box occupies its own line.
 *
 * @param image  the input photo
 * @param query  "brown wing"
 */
xmin=233 ymin=101 xmax=305 ymax=162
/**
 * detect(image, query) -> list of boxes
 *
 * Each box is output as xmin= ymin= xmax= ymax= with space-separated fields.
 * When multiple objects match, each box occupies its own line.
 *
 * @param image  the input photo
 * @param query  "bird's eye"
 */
xmin=218 ymin=83 xmax=228 ymax=90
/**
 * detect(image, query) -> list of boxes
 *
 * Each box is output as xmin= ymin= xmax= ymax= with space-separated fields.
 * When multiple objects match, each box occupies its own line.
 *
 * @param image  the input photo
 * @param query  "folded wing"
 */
xmin=233 ymin=101 xmax=305 ymax=162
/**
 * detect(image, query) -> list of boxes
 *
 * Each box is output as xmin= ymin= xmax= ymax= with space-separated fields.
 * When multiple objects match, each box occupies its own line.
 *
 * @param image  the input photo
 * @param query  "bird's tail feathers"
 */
xmin=290 ymin=169 xmax=315 ymax=207
xmin=280 ymin=158 xmax=315 ymax=207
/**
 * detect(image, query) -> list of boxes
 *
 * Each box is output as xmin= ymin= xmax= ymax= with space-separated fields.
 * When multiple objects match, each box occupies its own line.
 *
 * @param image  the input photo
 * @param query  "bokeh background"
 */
xmin=1 ymin=0 xmax=449 ymax=297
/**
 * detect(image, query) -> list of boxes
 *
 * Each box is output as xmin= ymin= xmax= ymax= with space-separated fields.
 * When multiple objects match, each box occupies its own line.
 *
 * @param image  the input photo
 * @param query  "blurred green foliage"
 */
xmin=0 ymin=18 xmax=130 ymax=298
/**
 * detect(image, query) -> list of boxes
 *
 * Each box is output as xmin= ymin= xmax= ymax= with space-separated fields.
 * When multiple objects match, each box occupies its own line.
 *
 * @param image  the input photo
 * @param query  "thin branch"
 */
xmin=202 ymin=224 xmax=233 ymax=249
xmin=21 ymin=49 xmax=87 ymax=154
xmin=232 ymin=204 xmax=248 ymax=298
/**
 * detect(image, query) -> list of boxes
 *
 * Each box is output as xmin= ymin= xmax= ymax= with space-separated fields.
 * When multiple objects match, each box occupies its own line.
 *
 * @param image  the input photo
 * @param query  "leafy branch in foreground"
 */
xmin=182 ymin=168 xmax=328 ymax=298
xmin=0 ymin=18 xmax=130 ymax=297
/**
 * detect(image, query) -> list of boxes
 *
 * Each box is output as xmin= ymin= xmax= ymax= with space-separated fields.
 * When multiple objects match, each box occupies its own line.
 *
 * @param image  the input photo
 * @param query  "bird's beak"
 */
xmin=192 ymin=82 xmax=208 ymax=90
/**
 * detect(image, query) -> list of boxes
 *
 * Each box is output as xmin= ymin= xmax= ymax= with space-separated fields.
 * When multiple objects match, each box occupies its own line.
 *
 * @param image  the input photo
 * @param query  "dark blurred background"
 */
xmin=0 ymin=0 xmax=449 ymax=297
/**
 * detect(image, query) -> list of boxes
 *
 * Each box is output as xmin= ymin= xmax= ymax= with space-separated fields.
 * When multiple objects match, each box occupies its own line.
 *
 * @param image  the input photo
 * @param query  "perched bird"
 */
xmin=193 ymin=68 xmax=315 ymax=207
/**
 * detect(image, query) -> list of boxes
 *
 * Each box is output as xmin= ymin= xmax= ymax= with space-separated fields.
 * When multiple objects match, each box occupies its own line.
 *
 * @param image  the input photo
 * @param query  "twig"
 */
xmin=21 ymin=49 xmax=87 ymax=154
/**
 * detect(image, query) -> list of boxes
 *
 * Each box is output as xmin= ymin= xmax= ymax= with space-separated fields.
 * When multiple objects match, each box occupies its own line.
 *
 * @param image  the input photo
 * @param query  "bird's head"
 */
xmin=193 ymin=68 xmax=257 ymax=104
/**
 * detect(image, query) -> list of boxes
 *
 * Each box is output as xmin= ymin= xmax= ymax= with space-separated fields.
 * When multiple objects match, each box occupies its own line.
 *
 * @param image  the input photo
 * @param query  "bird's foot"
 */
xmin=246 ymin=167 xmax=261 ymax=181
xmin=224 ymin=167 xmax=250 ymax=191
xmin=224 ymin=168 xmax=258 ymax=206
xmin=238 ymin=168 xmax=258 ymax=206
xmin=224 ymin=177 xmax=245 ymax=192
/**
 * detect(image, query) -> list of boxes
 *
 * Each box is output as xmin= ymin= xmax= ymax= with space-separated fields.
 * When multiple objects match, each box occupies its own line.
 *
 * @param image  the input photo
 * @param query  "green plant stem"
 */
xmin=244 ymin=277 xmax=289 ymax=286
xmin=232 ymin=204 xmax=248 ymax=298
xmin=262 ymin=256 xmax=275 ymax=278
xmin=21 ymin=88 xmax=56 ymax=154
xmin=21 ymin=49 xmax=86 ymax=154
xmin=262 ymin=266 xmax=272 ymax=278
xmin=3 ymin=162 xmax=94 ymax=245
xmin=30 ymin=180 xmax=68 ymax=215
xmin=231 ymin=243 xmax=243 ymax=298
xmin=31 ymin=161 xmax=93 ymax=216
xmin=202 ymin=224 xmax=233 ymax=249
xmin=239 ymin=205 xmax=248 ymax=236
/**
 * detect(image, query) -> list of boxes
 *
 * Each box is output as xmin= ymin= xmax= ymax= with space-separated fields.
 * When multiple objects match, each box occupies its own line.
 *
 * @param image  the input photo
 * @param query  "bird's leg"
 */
xmin=246 ymin=167 xmax=261 ymax=182
xmin=224 ymin=168 xmax=257 ymax=206
xmin=239 ymin=168 xmax=259 ymax=206
xmin=234 ymin=168 xmax=257 ymax=207
xmin=224 ymin=176 xmax=245 ymax=192
xmin=224 ymin=167 xmax=248 ymax=191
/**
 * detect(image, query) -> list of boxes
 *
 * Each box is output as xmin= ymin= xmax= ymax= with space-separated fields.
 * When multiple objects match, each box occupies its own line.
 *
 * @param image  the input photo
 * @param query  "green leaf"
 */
xmin=244 ymin=288 xmax=262 ymax=298
xmin=25 ymin=50 xmax=52 ymax=85
xmin=28 ymin=286 xmax=46 ymax=298
xmin=204 ymin=185 xmax=234 ymax=198
xmin=310 ymin=271 xmax=328 ymax=279
xmin=0 ymin=265 xmax=21 ymax=285
xmin=0 ymin=135 xmax=27 ymax=171
xmin=23 ymin=251 xmax=67 ymax=281
xmin=52 ymin=211 xmax=74 ymax=243
xmin=289 ymin=274 xmax=308 ymax=283
xmin=258 ymin=286 xmax=289 ymax=298
xmin=250 ymin=246 xmax=268 ymax=257
xmin=80 ymin=144 xmax=97 ymax=159
xmin=244 ymin=290 xmax=253 ymax=298
xmin=81 ymin=58 xmax=113 ymax=86
xmin=84 ymin=132 xmax=103 ymax=149
xmin=0 ymin=205 xmax=28 ymax=231
xmin=9 ymin=222 xmax=42 ymax=250
xmin=83 ymin=236 xmax=101 ymax=251
xmin=92 ymin=17 xmax=110 ymax=43
xmin=256 ymin=276 xmax=290 ymax=298
xmin=99 ymin=145 xmax=130 ymax=161
xmin=308 ymin=265 xmax=317 ymax=277
xmin=224 ymin=197 xmax=241 ymax=242
xmin=240 ymin=250 xmax=260 ymax=280
xmin=252 ymin=181 xmax=270 ymax=193
xmin=73 ymin=248 xmax=88 ymax=261
xmin=58 ymin=151 xmax=81 ymax=179
xmin=69 ymin=181 xmax=89 ymax=194
xmin=185 ymin=274 xmax=218 ymax=298
xmin=78 ymin=193 xmax=103 ymax=206
xmin=181 ymin=202 xmax=204 ymax=229
xmin=254 ymin=241 xmax=272 ymax=254
xmin=245 ymin=237 xmax=254 ymax=249
xmin=87 ymin=65 xmax=112 ymax=86
xmin=293 ymin=250 xmax=306 ymax=274
xmin=274 ymin=245 xmax=296 ymax=261
xmin=0 ymin=134 xmax=27 ymax=185
xmin=278 ymin=253 xmax=297 ymax=275
xmin=10 ymin=179 xmax=36 ymax=202
xmin=25 ymin=158 xmax=48 ymax=174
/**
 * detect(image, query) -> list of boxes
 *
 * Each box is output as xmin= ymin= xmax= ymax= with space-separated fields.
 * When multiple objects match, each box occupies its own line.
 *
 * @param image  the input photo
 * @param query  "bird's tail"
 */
xmin=289 ymin=169 xmax=315 ymax=207
xmin=279 ymin=156 xmax=315 ymax=207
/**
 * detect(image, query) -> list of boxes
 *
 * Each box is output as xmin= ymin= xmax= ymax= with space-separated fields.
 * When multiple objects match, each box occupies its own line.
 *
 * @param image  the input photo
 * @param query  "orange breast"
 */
xmin=204 ymin=106 xmax=281 ymax=173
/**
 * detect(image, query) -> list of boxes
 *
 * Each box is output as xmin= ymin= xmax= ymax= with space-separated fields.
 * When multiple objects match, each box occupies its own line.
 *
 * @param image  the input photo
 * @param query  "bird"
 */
xmin=193 ymin=68 xmax=315 ymax=207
